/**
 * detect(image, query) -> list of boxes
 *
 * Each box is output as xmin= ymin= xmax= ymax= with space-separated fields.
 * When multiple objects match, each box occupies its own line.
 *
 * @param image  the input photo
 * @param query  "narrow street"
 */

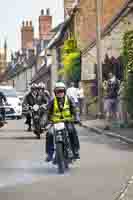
xmin=0 ymin=119 xmax=133 ymax=199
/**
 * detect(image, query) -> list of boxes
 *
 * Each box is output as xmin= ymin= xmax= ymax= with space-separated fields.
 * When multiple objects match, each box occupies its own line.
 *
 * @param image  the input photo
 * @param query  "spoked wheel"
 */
xmin=33 ymin=122 xmax=41 ymax=139
xmin=34 ymin=130 xmax=41 ymax=139
xmin=56 ymin=143 xmax=65 ymax=174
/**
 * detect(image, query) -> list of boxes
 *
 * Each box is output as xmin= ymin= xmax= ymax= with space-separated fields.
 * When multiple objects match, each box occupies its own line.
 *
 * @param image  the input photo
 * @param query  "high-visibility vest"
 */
xmin=51 ymin=96 xmax=74 ymax=123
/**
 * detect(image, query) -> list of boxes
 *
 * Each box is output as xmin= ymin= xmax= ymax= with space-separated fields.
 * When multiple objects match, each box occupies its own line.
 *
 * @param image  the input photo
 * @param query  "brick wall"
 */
xmin=74 ymin=0 xmax=126 ymax=50
xmin=82 ymin=6 xmax=133 ymax=81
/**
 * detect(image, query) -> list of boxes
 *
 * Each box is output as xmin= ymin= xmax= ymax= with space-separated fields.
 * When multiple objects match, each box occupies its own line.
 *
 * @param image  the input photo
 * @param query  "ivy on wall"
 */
xmin=59 ymin=37 xmax=81 ymax=82
xmin=123 ymin=30 xmax=133 ymax=78
xmin=123 ymin=30 xmax=133 ymax=116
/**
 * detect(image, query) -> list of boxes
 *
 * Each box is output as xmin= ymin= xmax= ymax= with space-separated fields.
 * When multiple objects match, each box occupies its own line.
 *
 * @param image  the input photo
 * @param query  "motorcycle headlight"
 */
xmin=33 ymin=104 xmax=39 ymax=111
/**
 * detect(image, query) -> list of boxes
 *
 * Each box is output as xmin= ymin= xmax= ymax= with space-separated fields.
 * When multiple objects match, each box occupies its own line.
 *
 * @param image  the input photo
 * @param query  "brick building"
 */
xmin=64 ymin=0 xmax=126 ymax=50
xmin=64 ymin=0 xmax=129 ymax=116
xmin=21 ymin=21 xmax=34 ymax=50
xmin=39 ymin=9 xmax=52 ymax=40
xmin=3 ymin=9 xmax=53 ymax=92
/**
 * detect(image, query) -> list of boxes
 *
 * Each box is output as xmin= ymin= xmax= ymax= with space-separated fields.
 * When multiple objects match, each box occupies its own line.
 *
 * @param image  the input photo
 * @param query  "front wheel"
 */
xmin=33 ymin=120 xmax=41 ymax=139
xmin=33 ymin=130 xmax=41 ymax=139
xmin=56 ymin=143 xmax=65 ymax=174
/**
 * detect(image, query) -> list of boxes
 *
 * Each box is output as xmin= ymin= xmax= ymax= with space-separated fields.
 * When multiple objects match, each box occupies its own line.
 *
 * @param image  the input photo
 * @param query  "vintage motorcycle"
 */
xmin=24 ymin=104 xmax=48 ymax=139
xmin=47 ymin=122 xmax=75 ymax=174
xmin=32 ymin=104 xmax=48 ymax=139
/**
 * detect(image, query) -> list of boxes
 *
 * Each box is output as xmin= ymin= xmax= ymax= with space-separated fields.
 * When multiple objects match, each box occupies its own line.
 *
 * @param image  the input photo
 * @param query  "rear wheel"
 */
xmin=56 ymin=143 xmax=65 ymax=174
xmin=17 ymin=116 xmax=22 ymax=120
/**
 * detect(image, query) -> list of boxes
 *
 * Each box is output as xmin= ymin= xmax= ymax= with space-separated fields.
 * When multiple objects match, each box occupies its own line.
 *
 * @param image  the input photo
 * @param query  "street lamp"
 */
xmin=95 ymin=0 xmax=103 ymax=116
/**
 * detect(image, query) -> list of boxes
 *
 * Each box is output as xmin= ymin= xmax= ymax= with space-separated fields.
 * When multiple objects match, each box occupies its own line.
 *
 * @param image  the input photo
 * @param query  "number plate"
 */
xmin=54 ymin=123 xmax=65 ymax=131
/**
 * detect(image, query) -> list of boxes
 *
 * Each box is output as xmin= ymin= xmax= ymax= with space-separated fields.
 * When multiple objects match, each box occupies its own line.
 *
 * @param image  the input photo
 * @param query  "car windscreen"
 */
xmin=0 ymin=88 xmax=17 ymax=97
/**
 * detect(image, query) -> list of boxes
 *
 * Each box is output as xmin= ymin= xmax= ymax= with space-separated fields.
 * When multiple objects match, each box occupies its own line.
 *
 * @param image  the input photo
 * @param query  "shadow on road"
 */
xmin=78 ymin=126 xmax=133 ymax=152
xmin=0 ymin=128 xmax=26 ymax=133
xmin=0 ymin=160 xmax=74 ymax=176
xmin=0 ymin=136 xmax=41 ymax=140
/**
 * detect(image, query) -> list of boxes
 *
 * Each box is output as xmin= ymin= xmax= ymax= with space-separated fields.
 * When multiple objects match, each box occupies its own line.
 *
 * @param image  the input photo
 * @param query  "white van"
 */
xmin=0 ymin=86 xmax=22 ymax=119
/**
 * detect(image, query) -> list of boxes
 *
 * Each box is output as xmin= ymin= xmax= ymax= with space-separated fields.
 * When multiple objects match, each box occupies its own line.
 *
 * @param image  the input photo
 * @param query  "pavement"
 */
xmin=81 ymin=119 xmax=133 ymax=144
xmin=0 ymin=119 xmax=133 ymax=199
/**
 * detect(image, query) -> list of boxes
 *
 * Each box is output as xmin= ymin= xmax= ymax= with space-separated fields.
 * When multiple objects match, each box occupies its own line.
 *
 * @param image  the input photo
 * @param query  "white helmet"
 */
xmin=38 ymin=82 xmax=45 ymax=89
xmin=54 ymin=82 xmax=66 ymax=92
xmin=31 ymin=83 xmax=37 ymax=90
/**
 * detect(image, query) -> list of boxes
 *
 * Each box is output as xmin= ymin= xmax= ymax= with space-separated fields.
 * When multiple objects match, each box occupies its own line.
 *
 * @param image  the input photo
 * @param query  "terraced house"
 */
xmin=2 ymin=9 xmax=53 ymax=93
xmin=64 ymin=0 xmax=133 ymax=114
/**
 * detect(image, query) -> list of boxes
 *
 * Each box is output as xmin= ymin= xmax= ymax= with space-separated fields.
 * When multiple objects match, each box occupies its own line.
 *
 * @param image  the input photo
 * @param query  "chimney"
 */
xmin=41 ymin=9 xmax=44 ymax=15
xmin=39 ymin=8 xmax=52 ymax=40
xmin=46 ymin=8 xmax=50 ymax=16
xmin=21 ymin=20 xmax=34 ymax=50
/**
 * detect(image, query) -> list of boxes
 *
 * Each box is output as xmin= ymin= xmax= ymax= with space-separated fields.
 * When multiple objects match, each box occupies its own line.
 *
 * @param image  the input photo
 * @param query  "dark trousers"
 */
xmin=45 ymin=122 xmax=80 ymax=156
xmin=0 ymin=107 xmax=5 ymax=121
xmin=25 ymin=112 xmax=32 ymax=128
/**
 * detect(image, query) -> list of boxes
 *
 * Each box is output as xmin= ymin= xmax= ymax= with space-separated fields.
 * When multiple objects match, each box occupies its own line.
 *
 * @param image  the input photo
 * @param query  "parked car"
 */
xmin=0 ymin=86 xmax=22 ymax=119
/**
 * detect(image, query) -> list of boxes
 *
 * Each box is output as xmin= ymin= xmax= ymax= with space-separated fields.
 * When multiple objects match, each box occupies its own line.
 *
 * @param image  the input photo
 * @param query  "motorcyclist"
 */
xmin=37 ymin=82 xmax=50 ymax=105
xmin=45 ymin=81 xmax=80 ymax=162
xmin=23 ymin=83 xmax=38 ymax=131
xmin=36 ymin=82 xmax=50 ymax=128
xmin=0 ymin=91 xmax=8 ymax=123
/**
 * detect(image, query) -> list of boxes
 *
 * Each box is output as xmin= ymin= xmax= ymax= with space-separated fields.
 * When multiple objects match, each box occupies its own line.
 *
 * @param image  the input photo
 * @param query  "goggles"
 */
xmin=55 ymin=89 xmax=65 ymax=94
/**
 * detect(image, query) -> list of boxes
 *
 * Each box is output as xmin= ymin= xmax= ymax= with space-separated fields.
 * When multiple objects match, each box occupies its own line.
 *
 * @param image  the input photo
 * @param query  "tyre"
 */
xmin=56 ymin=143 xmax=65 ymax=174
xmin=33 ymin=120 xmax=41 ymax=139
xmin=17 ymin=116 xmax=22 ymax=120
xmin=34 ymin=130 xmax=41 ymax=139
xmin=11 ymin=116 xmax=16 ymax=120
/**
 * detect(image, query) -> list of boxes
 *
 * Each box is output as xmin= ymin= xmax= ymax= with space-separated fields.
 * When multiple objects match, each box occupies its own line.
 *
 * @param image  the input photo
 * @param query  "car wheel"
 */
xmin=11 ymin=116 xmax=16 ymax=120
xmin=17 ymin=116 xmax=22 ymax=120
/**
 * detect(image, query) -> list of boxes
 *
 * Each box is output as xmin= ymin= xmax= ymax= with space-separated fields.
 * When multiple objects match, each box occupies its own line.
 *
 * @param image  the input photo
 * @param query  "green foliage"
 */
xmin=122 ymin=31 xmax=133 ymax=117
xmin=123 ymin=31 xmax=133 ymax=78
xmin=59 ymin=37 xmax=81 ymax=82
xmin=125 ymin=73 xmax=133 ymax=116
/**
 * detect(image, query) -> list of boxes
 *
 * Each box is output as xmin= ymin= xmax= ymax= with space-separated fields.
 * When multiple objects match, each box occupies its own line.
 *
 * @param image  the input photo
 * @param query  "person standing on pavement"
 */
xmin=77 ymin=82 xmax=85 ymax=115
xmin=103 ymin=72 xmax=120 ymax=130
xmin=67 ymin=82 xmax=80 ymax=121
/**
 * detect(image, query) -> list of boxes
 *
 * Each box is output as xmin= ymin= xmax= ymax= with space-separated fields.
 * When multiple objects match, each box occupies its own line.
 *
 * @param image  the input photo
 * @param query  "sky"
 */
xmin=0 ymin=0 xmax=64 ymax=57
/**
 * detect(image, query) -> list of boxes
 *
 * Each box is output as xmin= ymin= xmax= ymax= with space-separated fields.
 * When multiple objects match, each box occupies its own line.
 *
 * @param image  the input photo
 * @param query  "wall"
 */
xmin=73 ymin=0 xmax=126 ymax=50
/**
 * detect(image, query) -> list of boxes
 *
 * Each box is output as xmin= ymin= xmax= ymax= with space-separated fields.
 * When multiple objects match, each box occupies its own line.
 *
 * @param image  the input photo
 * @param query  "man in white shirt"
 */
xmin=67 ymin=82 xmax=79 ymax=104
xmin=77 ymin=82 xmax=85 ymax=115
xmin=67 ymin=82 xmax=80 ymax=121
